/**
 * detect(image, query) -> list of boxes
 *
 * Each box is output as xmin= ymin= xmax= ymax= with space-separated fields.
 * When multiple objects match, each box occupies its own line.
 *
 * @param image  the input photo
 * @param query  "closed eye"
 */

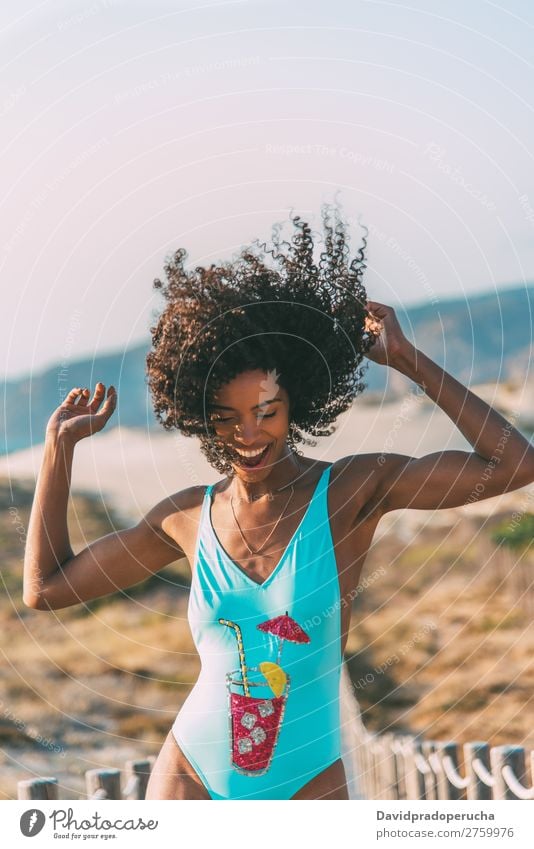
xmin=211 ymin=411 xmax=277 ymax=424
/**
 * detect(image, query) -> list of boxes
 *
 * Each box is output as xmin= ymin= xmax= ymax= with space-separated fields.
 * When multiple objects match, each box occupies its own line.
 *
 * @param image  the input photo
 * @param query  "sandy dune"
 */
xmin=2 ymin=382 xmax=533 ymax=529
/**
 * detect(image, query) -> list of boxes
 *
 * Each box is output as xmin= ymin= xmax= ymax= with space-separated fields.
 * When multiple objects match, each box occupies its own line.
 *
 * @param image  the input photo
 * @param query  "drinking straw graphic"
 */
xmin=219 ymin=618 xmax=250 ymax=696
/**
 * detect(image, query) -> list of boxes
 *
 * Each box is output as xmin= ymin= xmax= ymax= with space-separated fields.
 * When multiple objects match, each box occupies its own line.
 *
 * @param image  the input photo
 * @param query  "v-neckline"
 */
xmin=207 ymin=466 xmax=330 ymax=588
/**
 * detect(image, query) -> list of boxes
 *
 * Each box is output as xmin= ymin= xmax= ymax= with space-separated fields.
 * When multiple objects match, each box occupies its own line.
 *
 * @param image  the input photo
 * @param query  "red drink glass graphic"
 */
xmin=226 ymin=668 xmax=290 ymax=775
xmin=218 ymin=615 xmax=309 ymax=776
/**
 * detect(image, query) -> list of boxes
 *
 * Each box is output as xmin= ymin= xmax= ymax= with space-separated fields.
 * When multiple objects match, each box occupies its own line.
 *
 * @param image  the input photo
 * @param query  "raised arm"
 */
xmin=362 ymin=301 xmax=534 ymax=513
xmin=25 ymin=496 xmax=184 ymax=610
xmin=23 ymin=382 xmax=185 ymax=610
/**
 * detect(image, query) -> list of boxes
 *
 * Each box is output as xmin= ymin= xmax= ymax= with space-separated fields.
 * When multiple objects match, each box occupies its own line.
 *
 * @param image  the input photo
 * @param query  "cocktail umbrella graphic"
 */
xmin=257 ymin=611 xmax=311 ymax=662
xmin=256 ymin=611 xmax=310 ymax=696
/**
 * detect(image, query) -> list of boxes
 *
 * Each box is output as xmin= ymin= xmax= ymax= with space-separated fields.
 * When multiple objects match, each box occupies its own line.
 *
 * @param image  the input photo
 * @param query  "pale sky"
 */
xmin=2 ymin=0 xmax=534 ymax=380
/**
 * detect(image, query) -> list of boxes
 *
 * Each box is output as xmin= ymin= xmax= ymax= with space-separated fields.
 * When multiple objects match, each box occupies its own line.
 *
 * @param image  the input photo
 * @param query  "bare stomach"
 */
xmin=145 ymin=729 xmax=349 ymax=800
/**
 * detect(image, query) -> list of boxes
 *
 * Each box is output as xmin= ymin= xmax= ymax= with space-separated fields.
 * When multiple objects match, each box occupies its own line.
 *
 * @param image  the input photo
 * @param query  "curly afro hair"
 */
xmin=146 ymin=202 xmax=375 ymax=474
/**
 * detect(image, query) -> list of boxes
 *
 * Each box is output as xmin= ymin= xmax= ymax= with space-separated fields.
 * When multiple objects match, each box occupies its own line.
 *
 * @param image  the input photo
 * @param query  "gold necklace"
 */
xmin=230 ymin=456 xmax=301 ymax=557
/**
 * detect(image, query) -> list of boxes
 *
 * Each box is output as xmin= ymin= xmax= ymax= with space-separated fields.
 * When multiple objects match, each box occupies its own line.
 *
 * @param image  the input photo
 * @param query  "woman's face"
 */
xmin=208 ymin=369 xmax=291 ymax=481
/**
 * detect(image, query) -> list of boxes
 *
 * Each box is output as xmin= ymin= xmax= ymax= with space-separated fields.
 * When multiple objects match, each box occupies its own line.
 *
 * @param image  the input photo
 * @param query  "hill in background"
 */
xmin=3 ymin=283 xmax=534 ymax=455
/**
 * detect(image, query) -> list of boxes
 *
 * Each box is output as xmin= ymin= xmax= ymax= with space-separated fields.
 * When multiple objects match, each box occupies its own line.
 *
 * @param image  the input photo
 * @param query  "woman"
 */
xmin=23 ymin=205 xmax=534 ymax=801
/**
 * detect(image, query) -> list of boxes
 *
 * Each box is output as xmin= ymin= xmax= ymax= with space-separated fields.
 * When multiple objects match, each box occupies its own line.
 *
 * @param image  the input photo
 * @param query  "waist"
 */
xmin=193 ymin=653 xmax=342 ymax=697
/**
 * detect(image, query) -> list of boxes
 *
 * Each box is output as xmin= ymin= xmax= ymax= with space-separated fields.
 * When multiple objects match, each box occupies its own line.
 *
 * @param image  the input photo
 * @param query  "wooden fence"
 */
xmin=15 ymin=668 xmax=534 ymax=800
xmin=17 ymin=758 xmax=155 ymax=800
xmin=16 ymin=731 xmax=534 ymax=801
xmin=351 ymin=695 xmax=534 ymax=800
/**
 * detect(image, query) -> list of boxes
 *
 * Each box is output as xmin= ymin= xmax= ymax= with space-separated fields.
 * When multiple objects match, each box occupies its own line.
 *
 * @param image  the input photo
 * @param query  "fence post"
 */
xmin=371 ymin=734 xmax=393 ymax=799
xmin=348 ymin=685 xmax=371 ymax=800
xmin=491 ymin=746 xmax=531 ymax=800
xmin=463 ymin=742 xmax=493 ymax=800
xmin=123 ymin=759 xmax=152 ymax=800
xmin=360 ymin=732 xmax=374 ymax=800
xmin=18 ymin=778 xmax=59 ymax=800
xmin=85 ymin=768 xmax=122 ymax=800
xmin=368 ymin=737 xmax=378 ymax=799
xmin=339 ymin=664 xmax=366 ymax=799
xmin=387 ymin=734 xmax=402 ymax=800
xmin=367 ymin=733 xmax=378 ymax=799
xmin=376 ymin=733 xmax=397 ymax=800
xmin=404 ymin=737 xmax=427 ymax=800
xmin=422 ymin=740 xmax=439 ymax=800
xmin=391 ymin=736 xmax=409 ymax=800
xmin=432 ymin=742 xmax=466 ymax=800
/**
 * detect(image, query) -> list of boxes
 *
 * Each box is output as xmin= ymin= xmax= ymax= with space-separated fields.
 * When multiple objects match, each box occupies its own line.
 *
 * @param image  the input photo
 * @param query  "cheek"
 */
xmin=270 ymin=415 xmax=290 ymax=436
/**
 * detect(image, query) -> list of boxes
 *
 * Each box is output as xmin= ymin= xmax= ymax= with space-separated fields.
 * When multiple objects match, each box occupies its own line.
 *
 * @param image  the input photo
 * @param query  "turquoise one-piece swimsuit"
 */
xmin=171 ymin=464 xmax=343 ymax=799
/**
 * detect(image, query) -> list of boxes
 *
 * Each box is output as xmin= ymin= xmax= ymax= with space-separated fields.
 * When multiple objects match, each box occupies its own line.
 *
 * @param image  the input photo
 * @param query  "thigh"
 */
xmin=291 ymin=757 xmax=349 ymax=800
xmin=145 ymin=729 xmax=211 ymax=800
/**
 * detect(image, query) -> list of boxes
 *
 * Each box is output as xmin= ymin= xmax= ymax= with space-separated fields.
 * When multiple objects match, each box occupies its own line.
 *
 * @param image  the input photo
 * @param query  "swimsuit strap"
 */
xmin=202 ymin=465 xmax=332 ymax=549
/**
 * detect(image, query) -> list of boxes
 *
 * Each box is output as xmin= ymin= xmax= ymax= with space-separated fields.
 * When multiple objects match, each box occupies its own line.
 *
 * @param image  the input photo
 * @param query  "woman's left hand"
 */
xmin=363 ymin=300 xmax=413 ymax=365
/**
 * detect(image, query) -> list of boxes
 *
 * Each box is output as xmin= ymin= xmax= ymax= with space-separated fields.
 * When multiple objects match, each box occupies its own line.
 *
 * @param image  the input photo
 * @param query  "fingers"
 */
xmin=63 ymin=383 xmax=117 ymax=412
xmin=77 ymin=388 xmax=91 ymax=407
xmin=64 ymin=387 xmax=85 ymax=404
xmin=95 ymin=386 xmax=117 ymax=422
xmin=366 ymin=299 xmax=390 ymax=317
xmin=105 ymin=385 xmax=117 ymax=404
xmin=365 ymin=300 xmax=378 ymax=313
xmin=88 ymin=382 xmax=107 ymax=411
xmin=88 ymin=383 xmax=117 ymax=415
xmin=365 ymin=305 xmax=388 ymax=336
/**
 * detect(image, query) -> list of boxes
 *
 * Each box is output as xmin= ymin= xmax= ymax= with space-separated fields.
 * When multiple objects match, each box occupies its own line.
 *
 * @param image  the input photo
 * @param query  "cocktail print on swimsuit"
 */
xmin=219 ymin=613 xmax=311 ymax=776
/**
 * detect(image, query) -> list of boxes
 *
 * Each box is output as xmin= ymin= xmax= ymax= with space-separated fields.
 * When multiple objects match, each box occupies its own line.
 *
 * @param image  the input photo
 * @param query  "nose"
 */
xmin=233 ymin=417 xmax=263 ymax=445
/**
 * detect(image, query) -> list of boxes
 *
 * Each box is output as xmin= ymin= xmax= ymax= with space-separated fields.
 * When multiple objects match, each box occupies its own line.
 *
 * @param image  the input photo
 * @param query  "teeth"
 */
xmin=234 ymin=446 xmax=269 ymax=458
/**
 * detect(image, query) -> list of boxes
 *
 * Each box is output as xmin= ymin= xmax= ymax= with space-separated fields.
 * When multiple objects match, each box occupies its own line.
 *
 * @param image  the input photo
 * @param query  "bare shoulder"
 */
xmin=142 ymin=484 xmax=209 ymax=551
xmin=328 ymin=453 xmax=389 ymax=523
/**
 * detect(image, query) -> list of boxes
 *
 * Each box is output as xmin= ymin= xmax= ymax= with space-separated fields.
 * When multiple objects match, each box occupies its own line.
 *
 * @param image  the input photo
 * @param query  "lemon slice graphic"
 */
xmin=259 ymin=661 xmax=287 ymax=697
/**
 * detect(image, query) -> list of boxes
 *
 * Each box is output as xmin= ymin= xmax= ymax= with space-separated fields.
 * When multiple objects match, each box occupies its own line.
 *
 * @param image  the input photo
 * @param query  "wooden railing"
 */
xmin=15 ymin=667 xmax=534 ymax=801
xmin=17 ymin=758 xmax=155 ymax=800
xmin=351 ymin=694 xmax=534 ymax=800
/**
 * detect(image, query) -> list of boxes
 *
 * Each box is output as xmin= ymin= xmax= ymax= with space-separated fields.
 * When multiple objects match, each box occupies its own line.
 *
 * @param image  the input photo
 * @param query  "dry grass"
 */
xmin=345 ymin=513 xmax=534 ymax=749
xmin=1 ymin=477 xmax=532 ymax=798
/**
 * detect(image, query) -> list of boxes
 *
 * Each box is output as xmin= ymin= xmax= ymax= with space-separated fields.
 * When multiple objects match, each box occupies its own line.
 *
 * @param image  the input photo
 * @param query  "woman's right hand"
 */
xmin=46 ymin=383 xmax=117 ymax=443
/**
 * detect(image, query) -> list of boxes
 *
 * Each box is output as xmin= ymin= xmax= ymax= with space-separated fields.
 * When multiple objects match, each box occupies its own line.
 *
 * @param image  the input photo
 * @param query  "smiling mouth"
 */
xmin=229 ymin=443 xmax=273 ymax=469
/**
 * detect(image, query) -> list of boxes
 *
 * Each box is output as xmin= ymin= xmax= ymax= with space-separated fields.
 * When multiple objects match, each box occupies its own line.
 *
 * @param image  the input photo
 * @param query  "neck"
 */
xmin=229 ymin=448 xmax=302 ymax=502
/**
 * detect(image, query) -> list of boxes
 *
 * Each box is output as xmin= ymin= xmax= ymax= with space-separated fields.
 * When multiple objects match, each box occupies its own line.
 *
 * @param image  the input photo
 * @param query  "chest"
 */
xmin=178 ymin=484 xmax=380 ymax=657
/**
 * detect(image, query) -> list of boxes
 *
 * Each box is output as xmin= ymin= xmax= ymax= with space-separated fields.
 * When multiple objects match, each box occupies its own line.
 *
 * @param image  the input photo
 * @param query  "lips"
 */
xmin=231 ymin=443 xmax=272 ymax=469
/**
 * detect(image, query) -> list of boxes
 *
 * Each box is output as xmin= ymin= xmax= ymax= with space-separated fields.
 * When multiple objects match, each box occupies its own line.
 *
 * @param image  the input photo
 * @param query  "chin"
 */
xmin=232 ymin=461 xmax=275 ymax=479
